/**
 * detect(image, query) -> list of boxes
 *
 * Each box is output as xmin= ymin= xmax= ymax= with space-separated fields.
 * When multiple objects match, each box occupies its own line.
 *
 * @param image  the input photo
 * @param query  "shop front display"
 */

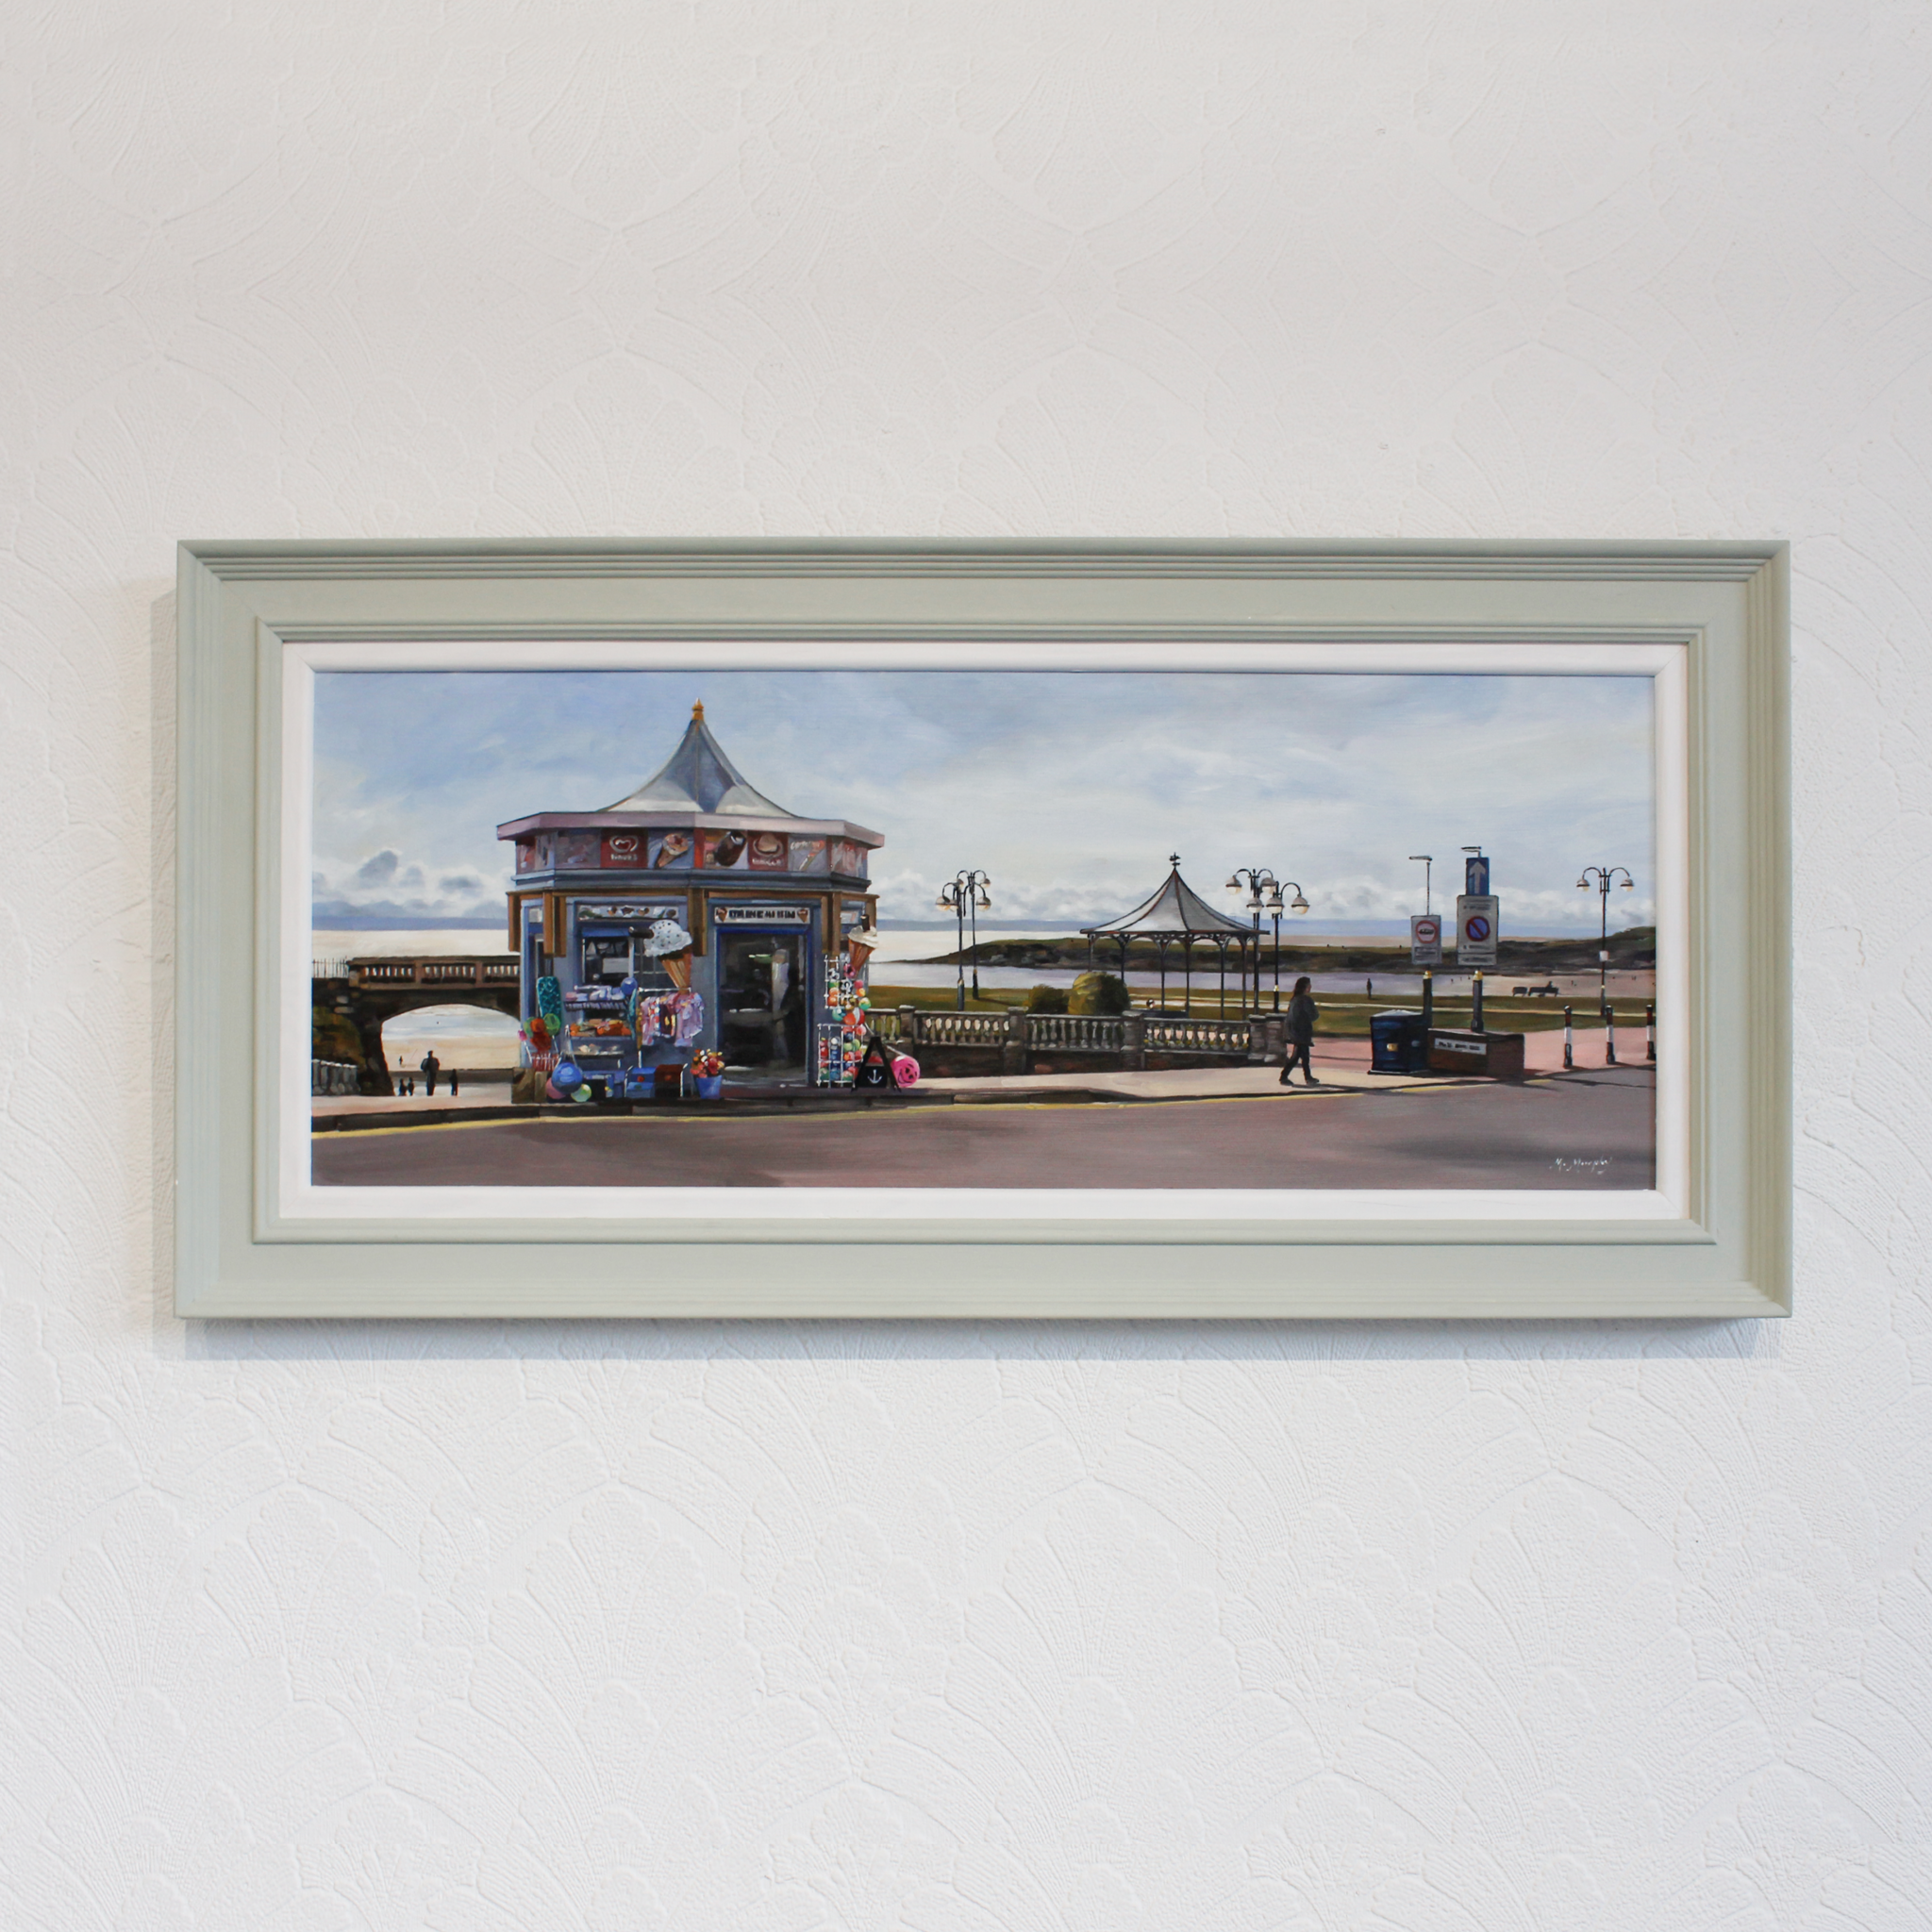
xmin=496 ymin=702 xmax=881 ymax=1089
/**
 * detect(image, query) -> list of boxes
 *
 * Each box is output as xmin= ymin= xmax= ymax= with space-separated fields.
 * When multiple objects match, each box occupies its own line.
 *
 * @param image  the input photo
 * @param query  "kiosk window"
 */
xmin=580 ymin=931 xmax=634 ymax=983
xmin=581 ymin=927 xmax=678 ymax=991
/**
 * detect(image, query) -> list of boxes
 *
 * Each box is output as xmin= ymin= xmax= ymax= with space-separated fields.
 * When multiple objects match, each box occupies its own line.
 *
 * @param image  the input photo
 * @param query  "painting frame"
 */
xmin=174 ymin=539 xmax=1789 ymax=1319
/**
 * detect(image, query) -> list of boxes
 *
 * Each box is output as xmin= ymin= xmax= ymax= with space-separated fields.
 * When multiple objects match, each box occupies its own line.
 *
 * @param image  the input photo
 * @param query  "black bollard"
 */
xmin=1563 ymin=1004 xmax=1574 ymax=1070
xmin=1472 ymin=971 xmax=1485 ymax=1034
xmin=1646 ymin=1003 xmax=1656 ymax=1062
xmin=1421 ymin=969 xmax=1434 ymax=1030
xmin=1606 ymin=1007 xmax=1618 ymax=1066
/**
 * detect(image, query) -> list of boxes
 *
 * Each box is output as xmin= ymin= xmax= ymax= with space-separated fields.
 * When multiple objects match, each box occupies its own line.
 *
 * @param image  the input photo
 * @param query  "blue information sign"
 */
xmin=1465 ymin=855 xmax=1491 ymax=895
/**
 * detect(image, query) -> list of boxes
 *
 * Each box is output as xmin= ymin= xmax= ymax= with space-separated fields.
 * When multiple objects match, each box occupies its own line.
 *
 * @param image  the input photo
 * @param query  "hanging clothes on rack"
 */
xmin=670 ymin=989 xmax=704 ymax=1045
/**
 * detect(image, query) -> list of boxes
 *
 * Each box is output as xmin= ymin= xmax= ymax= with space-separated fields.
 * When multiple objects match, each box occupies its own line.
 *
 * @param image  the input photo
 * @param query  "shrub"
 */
xmin=1023 ymin=983 xmax=1069 ymax=1013
xmin=310 ymin=1006 xmax=365 ymax=1067
xmin=1068 ymin=971 xmax=1130 ymax=1016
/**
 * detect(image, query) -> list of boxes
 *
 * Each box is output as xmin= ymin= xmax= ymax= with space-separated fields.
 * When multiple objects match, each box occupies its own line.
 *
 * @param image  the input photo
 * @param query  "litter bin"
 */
xmin=1369 ymin=1010 xmax=1430 ymax=1074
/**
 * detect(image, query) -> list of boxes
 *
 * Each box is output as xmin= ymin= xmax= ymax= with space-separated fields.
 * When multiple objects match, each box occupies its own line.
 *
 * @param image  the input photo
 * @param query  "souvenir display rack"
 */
xmin=815 ymin=941 xmax=873 ymax=1086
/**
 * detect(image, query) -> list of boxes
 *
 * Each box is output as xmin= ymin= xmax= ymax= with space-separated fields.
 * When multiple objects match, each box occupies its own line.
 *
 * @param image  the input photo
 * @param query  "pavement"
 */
xmin=919 ymin=1021 xmax=1640 ymax=1100
xmin=310 ymin=1024 xmax=1648 ymax=1120
xmin=311 ymin=1062 xmax=1656 ymax=1191
xmin=313 ymin=1080 xmax=514 ymax=1115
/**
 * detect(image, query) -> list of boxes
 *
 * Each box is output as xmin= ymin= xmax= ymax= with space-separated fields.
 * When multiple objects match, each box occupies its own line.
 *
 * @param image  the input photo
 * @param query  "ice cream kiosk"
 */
xmin=497 ymin=704 xmax=882 ymax=1090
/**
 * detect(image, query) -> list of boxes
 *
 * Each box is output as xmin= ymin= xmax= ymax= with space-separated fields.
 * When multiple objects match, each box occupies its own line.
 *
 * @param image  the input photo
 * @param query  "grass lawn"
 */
xmin=1271 ymin=993 xmax=1595 ymax=1037
xmin=865 ymin=983 xmax=1641 ymax=1035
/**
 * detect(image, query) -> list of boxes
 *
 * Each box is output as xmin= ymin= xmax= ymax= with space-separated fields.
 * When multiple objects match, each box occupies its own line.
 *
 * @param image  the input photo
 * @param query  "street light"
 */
xmin=1459 ymin=847 xmax=1488 ymax=998
xmin=1225 ymin=867 xmax=1274 ymax=1010
xmin=1576 ymin=865 xmax=1635 ymax=1016
xmin=1226 ymin=868 xmax=1308 ymax=1010
xmin=1408 ymin=855 xmax=1433 ymax=916
xmin=1279 ymin=882 xmax=1309 ymax=1014
xmin=935 ymin=870 xmax=992 ymax=1009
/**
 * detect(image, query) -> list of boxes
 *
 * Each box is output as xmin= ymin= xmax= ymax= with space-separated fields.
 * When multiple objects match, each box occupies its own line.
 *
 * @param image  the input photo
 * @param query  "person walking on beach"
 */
xmin=1280 ymin=975 xmax=1320 ymax=1086
xmin=420 ymin=1049 xmax=441 ymax=1097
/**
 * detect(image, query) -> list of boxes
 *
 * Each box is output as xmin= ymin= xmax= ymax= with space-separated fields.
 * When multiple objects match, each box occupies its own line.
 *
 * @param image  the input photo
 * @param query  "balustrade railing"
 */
xmin=312 ymin=957 xmax=521 ymax=986
xmin=878 ymin=1007 xmax=1256 ymax=1058
xmin=310 ymin=1059 xmax=360 ymax=1096
xmin=1025 ymin=1014 xmax=1130 ymax=1052
xmin=1141 ymin=1015 xmax=1251 ymax=1053
xmin=913 ymin=1010 xmax=1012 ymax=1045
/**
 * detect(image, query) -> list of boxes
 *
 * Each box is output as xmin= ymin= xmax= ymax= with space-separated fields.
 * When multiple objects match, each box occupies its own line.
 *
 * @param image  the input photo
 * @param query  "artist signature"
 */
xmin=1551 ymin=1157 xmax=1611 ymax=1174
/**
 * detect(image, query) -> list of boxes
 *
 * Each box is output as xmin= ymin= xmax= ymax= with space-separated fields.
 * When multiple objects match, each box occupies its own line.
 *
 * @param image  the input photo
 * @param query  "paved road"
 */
xmin=312 ymin=1068 xmax=1655 ymax=1191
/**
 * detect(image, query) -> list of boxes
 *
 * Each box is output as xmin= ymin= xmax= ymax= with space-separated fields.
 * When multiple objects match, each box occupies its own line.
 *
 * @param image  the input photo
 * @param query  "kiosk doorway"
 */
xmin=718 ymin=928 xmax=809 ymax=1074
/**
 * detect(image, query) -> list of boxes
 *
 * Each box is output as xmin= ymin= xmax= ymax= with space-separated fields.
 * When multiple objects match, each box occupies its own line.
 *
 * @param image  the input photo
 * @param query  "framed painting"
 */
xmin=173 ymin=540 xmax=1789 ymax=1318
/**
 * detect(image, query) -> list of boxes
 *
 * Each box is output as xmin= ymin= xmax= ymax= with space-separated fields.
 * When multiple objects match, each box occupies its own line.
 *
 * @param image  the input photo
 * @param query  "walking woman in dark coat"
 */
xmin=1280 ymin=975 xmax=1320 ymax=1086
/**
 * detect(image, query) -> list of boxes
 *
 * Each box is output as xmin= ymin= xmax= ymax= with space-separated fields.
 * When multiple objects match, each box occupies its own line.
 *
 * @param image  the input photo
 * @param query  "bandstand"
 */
xmin=1082 ymin=856 xmax=1260 ymax=1015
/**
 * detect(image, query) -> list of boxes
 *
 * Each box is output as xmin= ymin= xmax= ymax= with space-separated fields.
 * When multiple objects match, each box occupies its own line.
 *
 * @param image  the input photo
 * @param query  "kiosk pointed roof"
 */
xmin=1083 ymin=857 xmax=1255 ymax=937
xmin=602 ymin=703 xmax=796 ymax=817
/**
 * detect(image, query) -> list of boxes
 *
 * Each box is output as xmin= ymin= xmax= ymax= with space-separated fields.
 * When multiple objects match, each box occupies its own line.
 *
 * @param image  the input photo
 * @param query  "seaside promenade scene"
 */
xmin=309 ymin=667 xmax=1660 ymax=1192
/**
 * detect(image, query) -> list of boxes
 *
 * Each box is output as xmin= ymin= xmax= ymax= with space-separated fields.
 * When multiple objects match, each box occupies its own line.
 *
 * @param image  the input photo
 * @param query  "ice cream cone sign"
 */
xmin=845 ymin=923 xmax=882 ymax=971
xmin=644 ymin=916 xmax=693 ymax=990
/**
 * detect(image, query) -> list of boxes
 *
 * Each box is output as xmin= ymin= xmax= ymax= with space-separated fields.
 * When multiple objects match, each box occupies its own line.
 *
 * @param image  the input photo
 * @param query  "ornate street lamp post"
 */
xmin=1576 ymin=865 xmax=1635 ymax=1017
xmin=936 ymin=870 xmax=992 ymax=1010
xmin=1226 ymin=867 xmax=1309 ymax=1010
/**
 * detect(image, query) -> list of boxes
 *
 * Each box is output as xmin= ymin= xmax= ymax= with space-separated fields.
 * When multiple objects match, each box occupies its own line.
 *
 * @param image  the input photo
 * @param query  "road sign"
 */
xmin=1409 ymin=914 xmax=1442 ymax=966
xmin=1456 ymin=893 xmax=1499 ymax=966
xmin=1464 ymin=855 xmax=1491 ymax=895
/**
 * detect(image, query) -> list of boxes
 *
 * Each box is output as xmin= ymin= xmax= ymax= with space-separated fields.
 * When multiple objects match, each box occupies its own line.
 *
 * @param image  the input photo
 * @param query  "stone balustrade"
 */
xmin=870 ymin=1006 xmax=1282 ymax=1074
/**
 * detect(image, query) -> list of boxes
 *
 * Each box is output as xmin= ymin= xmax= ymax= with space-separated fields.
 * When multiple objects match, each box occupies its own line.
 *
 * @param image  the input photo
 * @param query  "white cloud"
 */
xmin=313 ymin=846 xmax=510 ymax=927
xmin=313 ymin=668 xmax=1656 ymax=935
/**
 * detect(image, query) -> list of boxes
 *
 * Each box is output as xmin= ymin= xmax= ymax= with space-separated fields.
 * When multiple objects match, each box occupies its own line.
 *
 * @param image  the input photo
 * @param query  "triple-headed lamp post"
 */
xmin=936 ymin=870 xmax=992 ymax=1009
xmin=1226 ymin=867 xmax=1309 ymax=1010
xmin=1576 ymin=864 xmax=1635 ymax=1015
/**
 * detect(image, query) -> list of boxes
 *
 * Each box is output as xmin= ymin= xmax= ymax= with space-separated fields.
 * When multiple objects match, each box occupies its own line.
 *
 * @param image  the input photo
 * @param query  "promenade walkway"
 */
xmin=309 ymin=1024 xmax=1646 ymax=1117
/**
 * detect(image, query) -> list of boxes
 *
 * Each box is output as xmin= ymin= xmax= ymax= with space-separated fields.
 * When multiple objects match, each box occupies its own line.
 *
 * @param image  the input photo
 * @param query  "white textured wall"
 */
xmin=4 ymin=4 xmax=1928 ymax=1926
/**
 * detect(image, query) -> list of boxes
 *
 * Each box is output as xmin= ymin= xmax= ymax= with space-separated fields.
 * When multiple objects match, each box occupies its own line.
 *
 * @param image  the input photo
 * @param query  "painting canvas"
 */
xmin=307 ymin=664 xmax=1664 ymax=1198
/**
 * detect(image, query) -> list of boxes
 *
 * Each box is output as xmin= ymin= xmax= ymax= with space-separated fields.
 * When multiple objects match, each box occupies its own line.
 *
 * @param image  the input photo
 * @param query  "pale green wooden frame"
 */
xmin=175 ymin=540 xmax=1790 ymax=1319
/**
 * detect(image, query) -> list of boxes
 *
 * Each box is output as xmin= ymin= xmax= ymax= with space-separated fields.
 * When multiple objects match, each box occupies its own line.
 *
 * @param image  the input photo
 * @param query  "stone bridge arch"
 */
xmin=313 ymin=958 xmax=521 ymax=1093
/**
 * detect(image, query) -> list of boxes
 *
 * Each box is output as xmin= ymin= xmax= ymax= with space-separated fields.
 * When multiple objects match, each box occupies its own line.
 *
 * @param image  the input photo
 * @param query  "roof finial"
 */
xmin=1169 ymin=852 xmax=1181 ymax=867
xmin=692 ymin=701 xmax=705 ymax=720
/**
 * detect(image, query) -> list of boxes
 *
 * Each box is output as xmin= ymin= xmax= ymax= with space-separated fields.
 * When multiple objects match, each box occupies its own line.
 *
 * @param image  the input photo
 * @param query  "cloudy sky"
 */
xmin=313 ymin=669 xmax=1654 ymax=934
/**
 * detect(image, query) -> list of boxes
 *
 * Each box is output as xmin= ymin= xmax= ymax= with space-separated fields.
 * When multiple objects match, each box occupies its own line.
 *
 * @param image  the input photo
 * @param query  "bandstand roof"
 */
xmin=602 ymin=702 xmax=795 ymax=817
xmin=1082 ymin=858 xmax=1255 ymax=939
